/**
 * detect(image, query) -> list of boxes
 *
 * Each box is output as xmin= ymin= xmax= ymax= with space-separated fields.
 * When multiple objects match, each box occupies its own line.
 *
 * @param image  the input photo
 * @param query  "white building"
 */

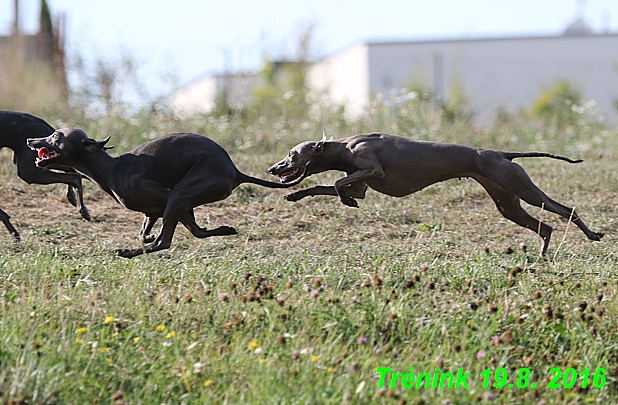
xmin=309 ymin=21 xmax=618 ymax=123
xmin=171 ymin=21 xmax=618 ymax=123
xmin=170 ymin=73 xmax=259 ymax=115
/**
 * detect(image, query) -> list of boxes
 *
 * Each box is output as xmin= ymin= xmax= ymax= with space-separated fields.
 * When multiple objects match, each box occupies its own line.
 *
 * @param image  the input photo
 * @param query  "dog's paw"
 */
xmin=142 ymin=235 xmax=156 ymax=243
xmin=66 ymin=188 xmax=78 ymax=207
xmin=80 ymin=207 xmax=91 ymax=221
xmin=341 ymin=197 xmax=359 ymax=208
xmin=115 ymin=247 xmax=144 ymax=258
xmin=219 ymin=226 xmax=238 ymax=235
xmin=284 ymin=192 xmax=302 ymax=202
xmin=590 ymin=232 xmax=604 ymax=241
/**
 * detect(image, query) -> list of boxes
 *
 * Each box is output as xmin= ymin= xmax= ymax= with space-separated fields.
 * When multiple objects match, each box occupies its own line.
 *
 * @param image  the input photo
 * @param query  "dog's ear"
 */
xmin=84 ymin=136 xmax=113 ymax=151
xmin=314 ymin=131 xmax=328 ymax=152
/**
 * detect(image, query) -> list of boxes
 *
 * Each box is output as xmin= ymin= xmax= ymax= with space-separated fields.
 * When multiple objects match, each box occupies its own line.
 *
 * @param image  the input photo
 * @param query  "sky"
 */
xmin=2 ymin=0 xmax=618 ymax=100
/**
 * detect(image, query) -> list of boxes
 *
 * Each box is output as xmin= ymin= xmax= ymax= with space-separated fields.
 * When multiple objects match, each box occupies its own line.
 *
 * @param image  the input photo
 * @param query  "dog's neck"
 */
xmin=307 ymin=141 xmax=357 ymax=175
xmin=74 ymin=149 xmax=118 ymax=197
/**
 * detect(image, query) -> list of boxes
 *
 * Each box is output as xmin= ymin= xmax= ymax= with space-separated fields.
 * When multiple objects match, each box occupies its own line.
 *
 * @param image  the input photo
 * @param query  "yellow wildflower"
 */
xmin=105 ymin=357 xmax=112 ymax=363
xmin=104 ymin=316 xmax=115 ymax=324
xmin=165 ymin=331 xmax=176 ymax=339
xmin=155 ymin=324 xmax=166 ymax=331
xmin=75 ymin=327 xmax=87 ymax=334
xmin=204 ymin=379 xmax=213 ymax=387
xmin=100 ymin=347 xmax=110 ymax=354
xmin=249 ymin=341 xmax=260 ymax=351
xmin=311 ymin=355 xmax=320 ymax=362
xmin=75 ymin=338 xmax=84 ymax=344
xmin=259 ymin=358 xmax=266 ymax=364
xmin=133 ymin=337 xmax=141 ymax=343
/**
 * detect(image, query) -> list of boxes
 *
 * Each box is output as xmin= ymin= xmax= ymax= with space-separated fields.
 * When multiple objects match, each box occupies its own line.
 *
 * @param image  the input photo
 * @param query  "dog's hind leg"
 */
xmin=125 ymin=179 xmax=235 ymax=257
xmin=475 ymin=177 xmax=553 ymax=256
xmin=179 ymin=209 xmax=237 ymax=238
xmin=0 ymin=208 xmax=20 ymax=241
xmin=481 ymin=159 xmax=603 ymax=243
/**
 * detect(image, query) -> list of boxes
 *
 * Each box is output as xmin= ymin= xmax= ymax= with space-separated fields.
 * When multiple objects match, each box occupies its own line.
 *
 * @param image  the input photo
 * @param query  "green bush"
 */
xmin=529 ymin=80 xmax=583 ymax=127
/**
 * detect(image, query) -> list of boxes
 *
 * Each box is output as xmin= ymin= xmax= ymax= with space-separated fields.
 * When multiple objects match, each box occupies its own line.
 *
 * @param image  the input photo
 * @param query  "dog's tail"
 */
xmin=237 ymin=161 xmax=310 ymax=189
xmin=504 ymin=152 xmax=583 ymax=164
xmin=237 ymin=169 xmax=308 ymax=189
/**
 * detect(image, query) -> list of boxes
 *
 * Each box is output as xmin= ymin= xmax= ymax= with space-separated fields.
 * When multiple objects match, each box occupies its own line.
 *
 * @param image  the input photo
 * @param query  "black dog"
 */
xmin=28 ymin=128 xmax=304 ymax=257
xmin=0 ymin=111 xmax=89 ymax=240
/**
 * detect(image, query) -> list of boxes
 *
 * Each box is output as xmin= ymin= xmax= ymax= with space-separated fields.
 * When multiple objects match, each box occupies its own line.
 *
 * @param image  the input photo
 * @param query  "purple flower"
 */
xmin=420 ymin=262 xmax=429 ymax=271
xmin=310 ymin=290 xmax=320 ymax=298
xmin=375 ymin=348 xmax=382 ymax=354
xmin=358 ymin=337 xmax=368 ymax=344
xmin=219 ymin=292 xmax=229 ymax=301
xmin=292 ymin=349 xmax=300 ymax=359
xmin=482 ymin=392 xmax=495 ymax=400
xmin=476 ymin=350 xmax=486 ymax=359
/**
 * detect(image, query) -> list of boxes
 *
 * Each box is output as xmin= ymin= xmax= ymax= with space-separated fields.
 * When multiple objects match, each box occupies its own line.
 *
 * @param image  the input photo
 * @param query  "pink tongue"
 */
xmin=279 ymin=169 xmax=294 ymax=179
xmin=38 ymin=147 xmax=49 ymax=159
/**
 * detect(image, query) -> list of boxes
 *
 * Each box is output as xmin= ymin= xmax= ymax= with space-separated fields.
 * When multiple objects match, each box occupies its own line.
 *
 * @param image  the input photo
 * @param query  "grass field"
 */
xmin=0 ymin=106 xmax=617 ymax=404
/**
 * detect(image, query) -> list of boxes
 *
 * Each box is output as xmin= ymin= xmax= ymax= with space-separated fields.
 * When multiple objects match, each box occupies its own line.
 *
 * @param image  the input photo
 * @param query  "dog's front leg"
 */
xmin=285 ymin=186 xmax=339 ymax=201
xmin=138 ymin=214 xmax=160 ymax=243
xmin=17 ymin=162 xmax=91 ymax=221
xmin=116 ymin=220 xmax=171 ymax=258
xmin=115 ymin=247 xmax=144 ymax=258
xmin=334 ymin=167 xmax=384 ymax=207
xmin=285 ymin=183 xmax=368 ymax=204
xmin=0 ymin=208 xmax=20 ymax=241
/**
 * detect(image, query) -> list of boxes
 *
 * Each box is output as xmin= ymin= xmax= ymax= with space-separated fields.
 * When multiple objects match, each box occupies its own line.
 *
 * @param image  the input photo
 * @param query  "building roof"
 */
xmin=563 ymin=18 xmax=595 ymax=36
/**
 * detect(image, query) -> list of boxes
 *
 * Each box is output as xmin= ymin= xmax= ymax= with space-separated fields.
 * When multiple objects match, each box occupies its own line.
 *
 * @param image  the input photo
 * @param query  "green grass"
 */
xmin=0 ymin=105 xmax=617 ymax=404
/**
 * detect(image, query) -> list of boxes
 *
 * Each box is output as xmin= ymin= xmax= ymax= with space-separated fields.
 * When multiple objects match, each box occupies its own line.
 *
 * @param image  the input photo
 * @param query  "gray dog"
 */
xmin=269 ymin=132 xmax=603 ymax=255
xmin=27 ymin=128 xmax=303 ymax=257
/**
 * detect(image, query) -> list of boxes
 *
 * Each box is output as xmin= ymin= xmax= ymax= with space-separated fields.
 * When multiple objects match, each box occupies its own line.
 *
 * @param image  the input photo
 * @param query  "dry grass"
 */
xmin=0 ymin=113 xmax=617 ymax=404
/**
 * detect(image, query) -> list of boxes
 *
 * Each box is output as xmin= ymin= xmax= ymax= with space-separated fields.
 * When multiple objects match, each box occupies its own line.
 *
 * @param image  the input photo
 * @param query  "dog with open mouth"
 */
xmin=0 ymin=110 xmax=90 ymax=241
xmin=28 ymin=128 xmax=306 ymax=257
xmin=36 ymin=146 xmax=59 ymax=163
xmin=268 ymin=132 xmax=604 ymax=256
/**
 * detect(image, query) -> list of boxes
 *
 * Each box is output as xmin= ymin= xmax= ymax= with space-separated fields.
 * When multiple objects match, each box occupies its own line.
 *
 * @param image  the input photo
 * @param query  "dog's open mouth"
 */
xmin=278 ymin=167 xmax=301 ymax=183
xmin=35 ymin=147 xmax=59 ymax=165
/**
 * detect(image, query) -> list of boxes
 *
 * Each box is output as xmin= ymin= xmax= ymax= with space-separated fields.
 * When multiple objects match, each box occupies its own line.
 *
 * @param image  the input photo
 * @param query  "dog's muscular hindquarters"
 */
xmin=269 ymin=132 xmax=604 ymax=256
